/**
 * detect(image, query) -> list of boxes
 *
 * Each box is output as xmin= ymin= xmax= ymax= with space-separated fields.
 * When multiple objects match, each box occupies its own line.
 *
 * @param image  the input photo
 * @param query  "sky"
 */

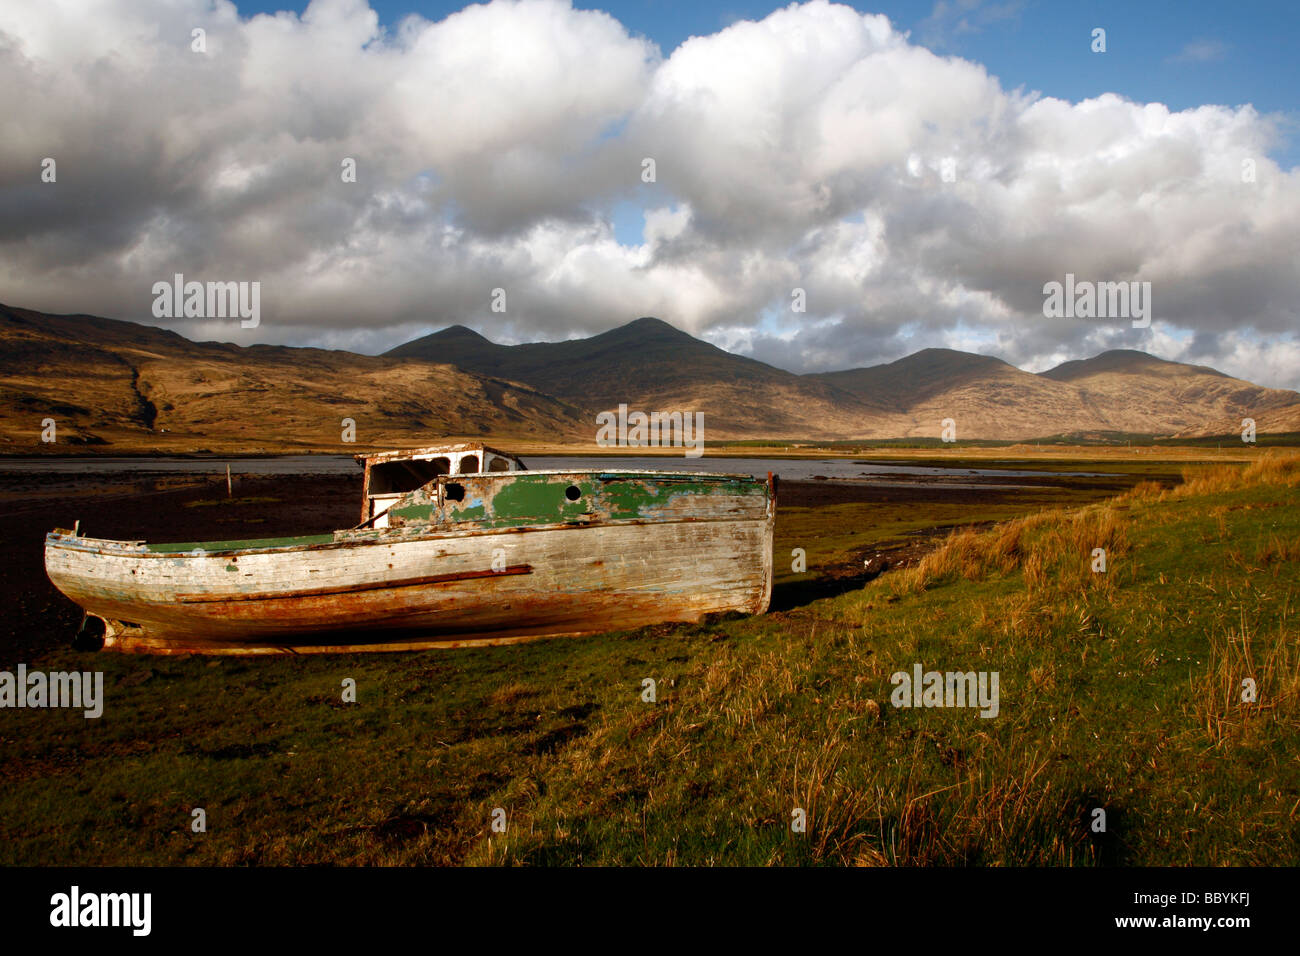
xmin=1 ymin=0 xmax=1297 ymax=387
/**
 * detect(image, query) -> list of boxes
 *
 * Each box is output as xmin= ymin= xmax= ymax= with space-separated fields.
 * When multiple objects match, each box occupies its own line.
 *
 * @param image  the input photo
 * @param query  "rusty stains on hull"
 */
xmin=174 ymin=564 xmax=533 ymax=603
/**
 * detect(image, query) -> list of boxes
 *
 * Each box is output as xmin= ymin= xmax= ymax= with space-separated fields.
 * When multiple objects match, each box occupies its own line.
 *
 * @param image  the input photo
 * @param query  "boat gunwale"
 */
xmin=445 ymin=469 xmax=765 ymax=479
xmin=45 ymin=510 xmax=772 ymax=559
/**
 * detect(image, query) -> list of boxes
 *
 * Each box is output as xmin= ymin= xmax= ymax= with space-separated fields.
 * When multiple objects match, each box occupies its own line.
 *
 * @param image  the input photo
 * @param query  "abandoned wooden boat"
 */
xmin=44 ymin=443 xmax=777 ymax=654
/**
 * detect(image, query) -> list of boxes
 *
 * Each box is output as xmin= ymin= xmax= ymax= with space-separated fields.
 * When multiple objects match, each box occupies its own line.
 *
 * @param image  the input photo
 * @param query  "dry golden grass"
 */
xmin=1191 ymin=612 xmax=1300 ymax=748
xmin=486 ymin=682 xmax=536 ymax=707
xmin=1177 ymin=450 xmax=1300 ymax=497
xmin=891 ymin=501 xmax=1129 ymax=599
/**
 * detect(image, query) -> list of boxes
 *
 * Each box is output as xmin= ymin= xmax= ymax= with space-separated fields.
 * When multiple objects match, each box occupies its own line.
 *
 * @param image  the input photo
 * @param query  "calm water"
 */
xmin=0 ymin=455 xmax=353 ymax=475
xmin=0 ymin=454 xmax=1112 ymax=483
xmin=530 ymin=456 xmax=1112 ymax=480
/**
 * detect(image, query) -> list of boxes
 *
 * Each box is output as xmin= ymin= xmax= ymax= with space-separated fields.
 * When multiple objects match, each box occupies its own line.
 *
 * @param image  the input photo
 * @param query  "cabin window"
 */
xmin=565 ymin=485 xmax=582 ymax=501
xmin=458 ymin=455 xmax=480 ymax=474
xmin=445 ymin=482 xmax=466 ymax=502
xmin=369 ymin=457 xmax=451 ymax=494
xmin=488 ymin=455 xmax=511 ymax=472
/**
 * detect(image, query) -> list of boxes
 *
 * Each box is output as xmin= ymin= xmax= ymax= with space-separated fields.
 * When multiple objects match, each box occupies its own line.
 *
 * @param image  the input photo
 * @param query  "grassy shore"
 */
xmin=1 ymin=455 xmax=1296 ymax=865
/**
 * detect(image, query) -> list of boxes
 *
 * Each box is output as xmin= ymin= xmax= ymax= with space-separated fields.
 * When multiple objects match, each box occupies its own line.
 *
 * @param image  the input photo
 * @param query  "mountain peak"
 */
xmin=384 ymin=323 xmax=495 ymax=359
xmin=1087 ymin=349 xmax=1165 ymax=368
xmin=881 ymin=347 xmax=1018 ymax=378
xmin=429 ymin=324 xmax=492 ymax=344
xmin=905 ymin=347 xmax=1012 ymax=365
xmin=1040 ymin=349 xmax=1225 ymax=382
xmin=580 ymin=316 xmax=708 ymax=353
xmin=605 ymin=316 xmax=695 ymax=339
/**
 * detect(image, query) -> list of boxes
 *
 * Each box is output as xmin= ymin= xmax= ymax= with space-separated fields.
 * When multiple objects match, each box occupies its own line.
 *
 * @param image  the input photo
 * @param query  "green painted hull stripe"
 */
xmin=146 ymin=534 xmax=336 ymax=553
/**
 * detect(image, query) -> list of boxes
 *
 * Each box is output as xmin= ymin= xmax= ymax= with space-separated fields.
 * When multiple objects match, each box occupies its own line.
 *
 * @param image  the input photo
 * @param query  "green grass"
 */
xmin=2 ymin=456 xmax=1297 ymax=865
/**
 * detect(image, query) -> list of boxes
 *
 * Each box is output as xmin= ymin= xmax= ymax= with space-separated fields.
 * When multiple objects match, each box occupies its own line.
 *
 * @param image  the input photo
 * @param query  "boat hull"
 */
xmin=45 ymin=512 xmax=775 ymax=654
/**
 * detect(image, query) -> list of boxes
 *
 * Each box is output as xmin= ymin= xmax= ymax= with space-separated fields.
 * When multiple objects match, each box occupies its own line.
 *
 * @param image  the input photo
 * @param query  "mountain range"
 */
xmin=2 ymin=302 xmax=1297 ymax=452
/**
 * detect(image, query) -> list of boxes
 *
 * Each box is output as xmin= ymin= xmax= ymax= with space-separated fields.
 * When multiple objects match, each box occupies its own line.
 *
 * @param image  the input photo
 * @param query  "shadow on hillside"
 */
xmin=770 ymin=567 xmax=886 ymax=611
xmin=769 ymin=561 xmax=894 ymax=613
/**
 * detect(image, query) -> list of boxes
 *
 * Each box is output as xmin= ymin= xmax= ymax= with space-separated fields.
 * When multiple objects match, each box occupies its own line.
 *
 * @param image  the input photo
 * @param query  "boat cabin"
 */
xmin=357 ymin=442 xmax=526 ymax=528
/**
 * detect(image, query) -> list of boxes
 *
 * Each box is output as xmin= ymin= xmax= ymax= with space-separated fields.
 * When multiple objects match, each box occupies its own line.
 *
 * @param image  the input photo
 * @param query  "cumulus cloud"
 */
xmin=0 ymin=0 xmax=1296 ymax=388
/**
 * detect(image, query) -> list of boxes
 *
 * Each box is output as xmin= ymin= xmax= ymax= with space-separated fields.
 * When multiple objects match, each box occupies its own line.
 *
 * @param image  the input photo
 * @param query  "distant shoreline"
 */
xmin=0 ymin=441 xmax=1273 ymax=465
